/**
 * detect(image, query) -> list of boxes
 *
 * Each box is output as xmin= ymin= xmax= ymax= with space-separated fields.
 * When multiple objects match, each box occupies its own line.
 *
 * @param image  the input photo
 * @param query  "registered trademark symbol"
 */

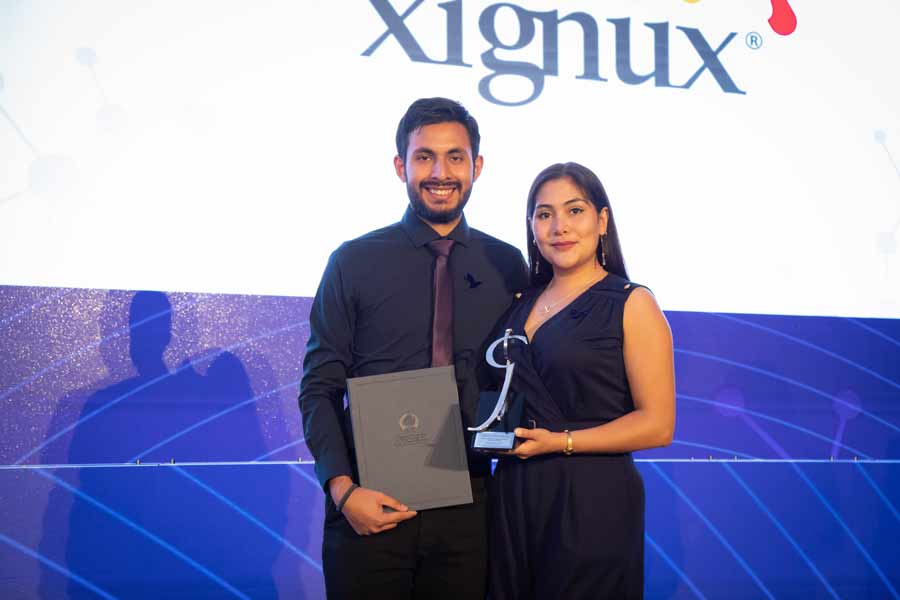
xmin=746 ymin=32 xmax=763 ymax=49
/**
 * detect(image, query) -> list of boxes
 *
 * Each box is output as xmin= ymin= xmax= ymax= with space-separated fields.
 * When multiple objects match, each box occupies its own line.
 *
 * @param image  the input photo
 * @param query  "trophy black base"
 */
xmin=470 ymin=390 xmax=524 ymax=455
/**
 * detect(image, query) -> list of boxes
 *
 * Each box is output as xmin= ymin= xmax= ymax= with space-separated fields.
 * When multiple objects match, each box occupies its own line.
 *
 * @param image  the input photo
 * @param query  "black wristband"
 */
xmin=336 ymin=483 xmax=359 ymax=513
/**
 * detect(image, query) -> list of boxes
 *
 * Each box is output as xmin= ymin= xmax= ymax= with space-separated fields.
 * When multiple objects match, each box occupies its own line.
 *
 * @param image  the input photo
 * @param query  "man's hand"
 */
xmin=328 ymin=475 xmax=417 ymax=536
xmin=341 ymin=487 xmax=418 ymax=535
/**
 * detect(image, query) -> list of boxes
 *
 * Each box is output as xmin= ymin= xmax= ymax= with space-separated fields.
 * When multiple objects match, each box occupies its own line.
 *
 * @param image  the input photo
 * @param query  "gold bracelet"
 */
xmin=563 ymin=430 xmax=574 ymax=455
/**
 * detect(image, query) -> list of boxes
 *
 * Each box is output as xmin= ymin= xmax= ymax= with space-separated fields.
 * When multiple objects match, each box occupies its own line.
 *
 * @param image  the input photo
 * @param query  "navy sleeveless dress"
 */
xmin=488 ymin=273 xmax=645 ymax=600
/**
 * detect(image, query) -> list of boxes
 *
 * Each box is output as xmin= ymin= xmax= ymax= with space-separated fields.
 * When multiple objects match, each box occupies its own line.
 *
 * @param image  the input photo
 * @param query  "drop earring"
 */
xmin=600 ymin=234 xmax=607 ymax=267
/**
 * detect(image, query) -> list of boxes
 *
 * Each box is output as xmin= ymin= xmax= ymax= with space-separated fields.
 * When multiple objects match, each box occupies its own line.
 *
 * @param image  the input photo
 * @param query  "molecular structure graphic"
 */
xmin=0 ymin=48 xmax=124 ymax=206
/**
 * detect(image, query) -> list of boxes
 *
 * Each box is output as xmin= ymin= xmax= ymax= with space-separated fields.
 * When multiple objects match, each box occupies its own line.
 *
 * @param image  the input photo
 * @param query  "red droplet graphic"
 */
xmin=768 ymin=0 xmax=797 ymax=35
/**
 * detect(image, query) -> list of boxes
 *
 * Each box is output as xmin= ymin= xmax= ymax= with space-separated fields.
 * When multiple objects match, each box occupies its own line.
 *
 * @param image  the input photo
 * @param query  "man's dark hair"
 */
xmin=395 ymin=97 xmax=481 ymax=161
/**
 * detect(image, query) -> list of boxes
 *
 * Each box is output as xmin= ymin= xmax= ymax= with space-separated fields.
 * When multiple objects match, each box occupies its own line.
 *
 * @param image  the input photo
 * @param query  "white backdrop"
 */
xmin=1 ymin=0 xmax=898 ymax=317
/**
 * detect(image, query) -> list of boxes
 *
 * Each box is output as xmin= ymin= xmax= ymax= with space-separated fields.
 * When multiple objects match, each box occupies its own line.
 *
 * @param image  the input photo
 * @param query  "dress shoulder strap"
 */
xmin=621 ymin=280 xmax=650 ymax=299
xmin=594 ymin=273 xmax=648 ymax=299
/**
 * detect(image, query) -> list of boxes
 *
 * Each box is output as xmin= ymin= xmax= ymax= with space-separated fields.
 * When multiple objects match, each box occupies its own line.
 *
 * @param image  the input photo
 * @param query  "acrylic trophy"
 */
xmin=468 ymin=328 xmax=527 ymax=453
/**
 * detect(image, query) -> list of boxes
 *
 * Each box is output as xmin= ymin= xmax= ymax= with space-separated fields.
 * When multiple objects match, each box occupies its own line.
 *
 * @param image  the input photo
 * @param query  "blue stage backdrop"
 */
xmin=1 ymin=287 xmax=898 ymax=598
xmin=2 ymin=0 xmax=899 ymax=598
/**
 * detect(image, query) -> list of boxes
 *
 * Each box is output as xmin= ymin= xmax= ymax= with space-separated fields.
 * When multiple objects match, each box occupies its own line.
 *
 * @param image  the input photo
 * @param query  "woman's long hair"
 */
xmin=525 ymin=162 xmax=629 ymax=287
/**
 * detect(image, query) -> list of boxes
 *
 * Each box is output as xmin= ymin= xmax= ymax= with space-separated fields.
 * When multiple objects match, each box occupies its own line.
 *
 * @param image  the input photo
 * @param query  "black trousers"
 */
xmin=322 ymin=477 xmax=488 ymax=600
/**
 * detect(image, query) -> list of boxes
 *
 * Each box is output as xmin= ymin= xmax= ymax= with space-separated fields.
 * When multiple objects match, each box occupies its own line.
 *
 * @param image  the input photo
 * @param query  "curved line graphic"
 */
xmin=855 ymin=464 xmax=900 ymax=525
xmin=32 ymin=469 xmax=249 ymax=599
xmin=0 ymin=287 xmax=74 ymax=329
xmin=0 ymin=531 xmax=118 ymax=600
xmin=173 ymin=466 xmax=323 ymax=573
xmin=846 ymin=318 xmax=900 ymax=350
xmin=129 ymin=379 xmax=303 ymax=462
xmin=675 ymin=349 xmax=900 ymax=435
xmin=289 ymin=463 xmax=323 ymax=489
xmin=712 ymin=313 xmax=900 ymax=392
xmin=717 ymin=390 xmax=897 ymax=596
xmin=0 ymin=302 xmax=182 ymax=402
xmin=790 ymin=463 xmax=900 ymax=598
xmin=648 ymin=463 xmax=776 ymax=599
xmin=678 ymin=394 xmax=871 ymax=459
xmin=644 ymin=534 xmax=707 ymax=600
xmin=720 ymin=463 xmax=841 ymax=599
xmin=254 ymin=437 xmax=307 ymax=462
xmin=15 ymin=320 xmax=309 ymax=465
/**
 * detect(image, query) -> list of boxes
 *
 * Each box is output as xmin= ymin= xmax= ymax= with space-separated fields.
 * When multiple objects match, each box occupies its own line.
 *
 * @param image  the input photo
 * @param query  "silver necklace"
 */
xmin=539 ymin=272 xmax=605 ymax=314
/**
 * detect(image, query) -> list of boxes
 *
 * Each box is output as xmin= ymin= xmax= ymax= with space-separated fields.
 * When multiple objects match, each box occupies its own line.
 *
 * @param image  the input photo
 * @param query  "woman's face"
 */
xmin=531 ymin=177 xmax=608 ymax=275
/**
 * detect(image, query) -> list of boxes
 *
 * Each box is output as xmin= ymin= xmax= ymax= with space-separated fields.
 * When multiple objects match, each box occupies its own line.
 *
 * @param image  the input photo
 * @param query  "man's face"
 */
xmin=394 ymin=121 xmax=483 ymax=225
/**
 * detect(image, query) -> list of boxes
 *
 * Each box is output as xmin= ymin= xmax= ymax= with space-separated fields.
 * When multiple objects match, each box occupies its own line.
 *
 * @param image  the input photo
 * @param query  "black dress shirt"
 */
xmin=299 ymin=206 xmax=529 ymax=489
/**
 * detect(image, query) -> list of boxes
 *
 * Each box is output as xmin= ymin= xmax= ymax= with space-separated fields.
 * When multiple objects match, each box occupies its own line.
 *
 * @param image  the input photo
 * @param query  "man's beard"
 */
xmin=407 ymin=180 xmax=472 ymax=224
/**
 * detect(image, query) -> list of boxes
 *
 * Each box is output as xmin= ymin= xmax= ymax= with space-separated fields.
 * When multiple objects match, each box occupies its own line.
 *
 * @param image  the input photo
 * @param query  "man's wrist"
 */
xmin=328 ymin=475 xmax=354 ymax=505
xmin=336 ymin=483 xmax=359 ymax=513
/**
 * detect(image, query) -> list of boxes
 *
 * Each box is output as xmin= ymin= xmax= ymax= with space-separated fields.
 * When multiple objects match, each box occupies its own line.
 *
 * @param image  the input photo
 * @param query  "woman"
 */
xmin=488 ymin=162 xmax=675 ymax=599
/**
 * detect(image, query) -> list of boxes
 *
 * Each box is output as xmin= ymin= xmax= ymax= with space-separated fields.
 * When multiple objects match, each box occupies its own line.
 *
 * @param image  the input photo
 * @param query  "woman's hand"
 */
xmin=510 ymin=427 xmax=566 ymax=459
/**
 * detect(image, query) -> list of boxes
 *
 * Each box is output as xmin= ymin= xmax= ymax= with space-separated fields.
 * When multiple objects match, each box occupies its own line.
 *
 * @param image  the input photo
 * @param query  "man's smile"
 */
xmin=422 ymin=181 xmax=460 ymax=200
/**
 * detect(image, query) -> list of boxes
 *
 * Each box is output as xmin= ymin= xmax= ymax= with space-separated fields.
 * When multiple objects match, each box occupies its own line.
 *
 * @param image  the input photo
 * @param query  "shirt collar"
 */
xmin=399 ymin=204 xmax=472 ymax=248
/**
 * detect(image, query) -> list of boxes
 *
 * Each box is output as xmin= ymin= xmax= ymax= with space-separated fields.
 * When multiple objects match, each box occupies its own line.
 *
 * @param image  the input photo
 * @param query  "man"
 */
xmin=299 ymin=97 xmax=528 ymax=599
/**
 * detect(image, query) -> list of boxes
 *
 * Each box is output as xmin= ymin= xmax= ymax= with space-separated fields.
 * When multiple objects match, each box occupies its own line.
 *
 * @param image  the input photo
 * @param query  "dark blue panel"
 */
xmin=1 ymin=464 xmax=324 ymax=599
xmin=2 ymin=285 xmax=899 ymax=597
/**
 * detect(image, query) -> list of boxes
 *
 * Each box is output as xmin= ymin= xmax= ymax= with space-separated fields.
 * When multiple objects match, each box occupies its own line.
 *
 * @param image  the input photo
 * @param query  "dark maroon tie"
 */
xmin=428 ymin=239 xmax=455 ymax=367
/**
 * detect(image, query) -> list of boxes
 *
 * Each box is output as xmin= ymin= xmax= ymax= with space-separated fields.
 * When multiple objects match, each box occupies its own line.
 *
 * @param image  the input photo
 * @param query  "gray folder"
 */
xmin=347 ymin=366 xmax=473 ymax=511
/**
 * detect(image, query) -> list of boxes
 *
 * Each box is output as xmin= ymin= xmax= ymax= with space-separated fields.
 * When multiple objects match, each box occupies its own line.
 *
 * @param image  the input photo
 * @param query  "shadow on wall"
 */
xmin=38 ymin=291 xmax=293 ymax=599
